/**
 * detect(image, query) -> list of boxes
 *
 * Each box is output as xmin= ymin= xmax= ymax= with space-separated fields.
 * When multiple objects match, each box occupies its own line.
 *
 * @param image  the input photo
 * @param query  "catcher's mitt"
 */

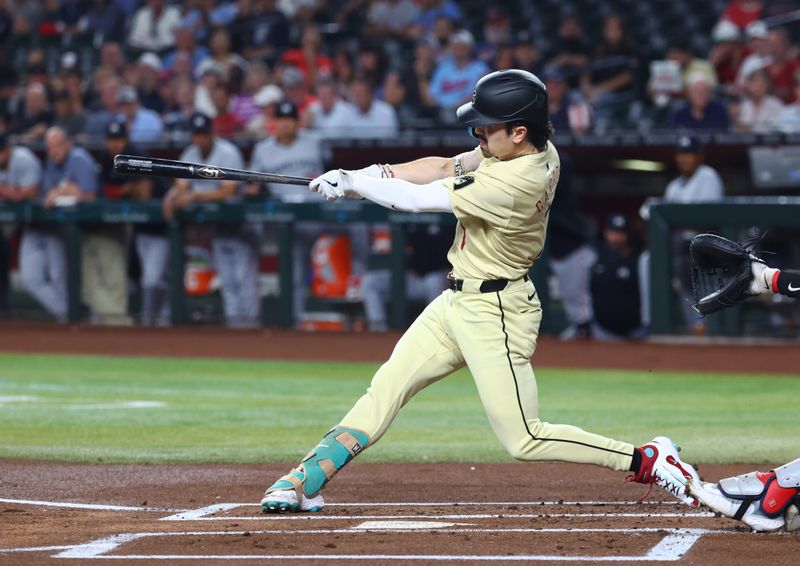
xmin=689 ymin=233 xmax=765 ymax=316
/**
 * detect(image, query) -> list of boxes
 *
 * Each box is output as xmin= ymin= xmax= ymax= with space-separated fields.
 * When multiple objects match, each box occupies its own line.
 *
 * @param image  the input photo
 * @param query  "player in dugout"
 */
xmin=260 ymin=69 xmax=702 ymax=514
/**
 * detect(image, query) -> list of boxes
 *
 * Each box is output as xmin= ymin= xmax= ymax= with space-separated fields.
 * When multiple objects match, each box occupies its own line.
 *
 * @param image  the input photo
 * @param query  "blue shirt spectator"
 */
xmin=670 ymin=74 xmax=731 ymax=132
xmin=414 ymin=0 xmax=462 ymax=32
xmin=429 ymin=30 xmax=489 ymax=109
xmin=116 ymin=86 xmax=165 ymax=143
xmin=41 ymin=130 xmax=98 ymax=200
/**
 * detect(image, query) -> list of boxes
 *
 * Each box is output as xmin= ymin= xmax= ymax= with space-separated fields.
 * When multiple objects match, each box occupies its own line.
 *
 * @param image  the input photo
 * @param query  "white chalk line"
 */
xmin=160 ymin=500 xmax=704 ymax=521
xmin=0 ymin=545 xmax=75 ymax=554
xmin=52 ymin=528 xmax=715 ymax=561
xmin=0 ymin=498 xmax=182 ymax=512
xmin=164 ymin=512 xmax=717 ymax=522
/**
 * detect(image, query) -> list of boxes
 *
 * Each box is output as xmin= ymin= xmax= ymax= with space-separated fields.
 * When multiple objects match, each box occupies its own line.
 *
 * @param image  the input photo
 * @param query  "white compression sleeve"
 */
xmin=348 ymin=172 xmax=452 ymax=213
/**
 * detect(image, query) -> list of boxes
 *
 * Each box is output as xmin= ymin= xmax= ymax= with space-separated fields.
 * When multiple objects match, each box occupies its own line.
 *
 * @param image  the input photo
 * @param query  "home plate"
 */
xmin=352 ymin=520 xmax=469 ymax=530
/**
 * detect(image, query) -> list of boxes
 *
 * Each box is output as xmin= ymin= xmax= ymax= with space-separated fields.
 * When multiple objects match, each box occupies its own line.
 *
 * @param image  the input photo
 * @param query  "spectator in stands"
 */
xmin=548 ymin=15 xmax=591 ymax=89
xmin=246 ymin=84 xmax=283 ymax=139
xmin=736 ymin=68 xmax=784 ymax=132
xmin=429 ymin=30 xmax=489 ymax=118
xmin=670 ymin=72 xmax=731 ymax=131
xmin=211 ymin=83 xmax=244 ymax=139
xmin=476 ymin=8 xmax=511 ymax=66
xmin=83 ymin=120 xmax=135 ymax=325
xmin=332 ymin=48 xmax=356 ymax=87
xmin=766 ymin=27 xmax=800 ymax=103
xmin=582 ymin=15 xmax=636 ymax=112
xmin=281 ymin=25 xmax=333 ymax=87
xmin=116 ymin=86 xmax=165 ymax=143
xmin=362 ymin=222 xmax=451 ymax=331
xmin=163 ymin=112 xmax=259 ymax=328
xmin=410 ymin=0 xmax=462 ymax=36
xmin=135 ymin=52 xmax=165 ymax=113
xmin=203 ymin=28 xmax=247 ymax=81
xmin=667 ymin=37 xmax=718 ymax=89
xmin=544 ymin=66 xmax=591 ymax=135
xmin=21 ymin=127 xmax=97 ymax=322
xmin=721 ymin=0 xmax=763 ymax=30
xmin=163 ymin=77 xmax=197 ymax=140
xmin=639 ymin=135 xmax=724 ymax=334
xmin=397 ymin=36 xmax=439 ymax=120
xmin=194 ymin=63 xmax=224 ymax=117
xmin=229 ymin=0 xmax=290 ymax=63
xmin=341 ymin=75 xmax=399 ymax=138
xmin=231 ymin=62 xmax=271 ymax=127
xmin=279 ymin=65 xmax=316 ymax=123
xmin=709 ymin=20 xmax=744 ymax=91
xmin=590 ymin=214 xmax=646 ymax=340
xmin=60 ymin=68 xmax=86 ymax=116
xmin=162 ymin=25 xmax=209 ymax=75
xmin=512 ymin=31 xmax=543 ymax=76
xmin=128 ymin=0 xmax=181 ymax=53
xmin=307 ymin=78 xmax=352 ymax=138
xmin=99 ymin=41 xmax=126 ymax=76
xmin=430 ymin=14 xmax=456 ymax=52
xmin=365 ymin=0 xmax=419 ymax=39
xmin=84 ymin=73 xmax=120 ymax=141
xmin=356 ymin=41 xmax=388 ymax=88
xmin=775 ymin=73 xmax=800 ymax=133
xmin=52 ymin=89 xmax=86 ymax=137
xmin=736 ymin=20 xmax=771 ymax=89
xmin=83 ymin=0 xmax=127 ymax=47
xmin=0 ymin=133 xmax=41 ymax=311
xmin=11 ymin=83 xmax=53 ymax=143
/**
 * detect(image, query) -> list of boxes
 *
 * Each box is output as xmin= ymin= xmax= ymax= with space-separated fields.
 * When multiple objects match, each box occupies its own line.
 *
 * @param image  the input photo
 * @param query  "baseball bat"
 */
xmin=113 ymin=154 xmax=312 ymax=186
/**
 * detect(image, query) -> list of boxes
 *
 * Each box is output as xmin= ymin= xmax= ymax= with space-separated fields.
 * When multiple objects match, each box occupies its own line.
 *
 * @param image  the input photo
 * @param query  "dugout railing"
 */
xmin=0 ymin=201 xmax=461 ymax=329
xmin=648 ymin=198 xmax=800 ymax=337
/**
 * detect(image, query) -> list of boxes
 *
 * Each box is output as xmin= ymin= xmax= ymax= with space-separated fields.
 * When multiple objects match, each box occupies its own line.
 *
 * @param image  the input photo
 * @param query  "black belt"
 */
xmin=447 ymin=274 xmax=529 ymax=293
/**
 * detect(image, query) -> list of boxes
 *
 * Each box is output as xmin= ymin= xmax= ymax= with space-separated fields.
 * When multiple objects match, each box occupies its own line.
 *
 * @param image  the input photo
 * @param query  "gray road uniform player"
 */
xmin=260 ymin=70 xmax=700 ymax=514
xmin=166 ymin=113 xmax=260 ymax=327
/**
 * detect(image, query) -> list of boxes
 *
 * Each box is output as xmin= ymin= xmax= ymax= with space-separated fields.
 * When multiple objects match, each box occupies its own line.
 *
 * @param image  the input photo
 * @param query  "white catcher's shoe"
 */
xmin=687 ymin=472 xmax=790 ymax=532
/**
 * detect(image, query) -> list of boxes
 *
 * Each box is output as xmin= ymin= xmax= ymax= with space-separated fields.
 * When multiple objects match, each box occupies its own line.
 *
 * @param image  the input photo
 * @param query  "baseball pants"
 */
xmin=19 ymin=229 xmax=67 ymax=321
xmin=135 ymin=232 xmax=170 ymax=326
xmin=82 ymin=226 xmax=129 ymax=325
xmin=212 ymin=235 xmax=261 ymax=328
xmin=339 ymin=277 xmax=635 ymax=471
xmin=549 ymin=243 xmax=596 ymax=327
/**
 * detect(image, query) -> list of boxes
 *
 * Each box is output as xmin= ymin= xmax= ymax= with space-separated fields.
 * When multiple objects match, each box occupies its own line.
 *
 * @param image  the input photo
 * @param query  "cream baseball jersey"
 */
xmin=443 ymin=141 xmax=560 ymax=280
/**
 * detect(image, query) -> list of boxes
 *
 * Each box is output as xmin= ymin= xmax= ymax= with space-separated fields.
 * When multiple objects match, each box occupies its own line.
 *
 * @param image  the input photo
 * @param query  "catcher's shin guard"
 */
xmin=264 ymin=426 xmax=369 ymax=506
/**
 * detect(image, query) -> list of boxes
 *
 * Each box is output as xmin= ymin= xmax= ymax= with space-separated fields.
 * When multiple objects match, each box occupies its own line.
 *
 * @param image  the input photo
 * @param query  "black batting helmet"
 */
xmin=456 ymin=69 xmax=548 ymax=129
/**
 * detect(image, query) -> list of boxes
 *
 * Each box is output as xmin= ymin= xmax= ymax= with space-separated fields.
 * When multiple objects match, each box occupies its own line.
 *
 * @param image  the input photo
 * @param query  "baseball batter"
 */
xmin=261 ymin=70 xmax=698 ymax=513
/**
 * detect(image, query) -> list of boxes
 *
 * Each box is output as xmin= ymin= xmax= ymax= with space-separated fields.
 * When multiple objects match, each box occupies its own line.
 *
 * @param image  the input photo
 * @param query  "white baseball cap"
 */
xmin=254 ymin=84 xmax=284 ymax=107
xmin=745 ymin=20 xmax=768 ymax=39
xmin=137 ymin=52 xmax=163 ymax=72
xmin=712 ymin=20 xmax=740 ymax=43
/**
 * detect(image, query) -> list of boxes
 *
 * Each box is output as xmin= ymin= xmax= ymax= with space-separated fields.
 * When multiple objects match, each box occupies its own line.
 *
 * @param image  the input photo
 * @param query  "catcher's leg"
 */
xmin=262 ymin=292 xmax=465 ymax=513
xmin=688 ymin=457 xmax=800 ymax=532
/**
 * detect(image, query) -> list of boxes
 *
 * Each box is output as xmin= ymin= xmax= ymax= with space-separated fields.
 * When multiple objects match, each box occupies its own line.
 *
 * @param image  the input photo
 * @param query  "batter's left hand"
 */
xmin=309 ymin=169 xmax=344 ymax=201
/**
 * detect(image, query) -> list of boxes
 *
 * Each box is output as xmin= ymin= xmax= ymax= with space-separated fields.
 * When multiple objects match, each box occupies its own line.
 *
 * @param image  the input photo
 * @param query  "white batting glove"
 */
xmin=309 ymin=169 xmax=341 ymax=199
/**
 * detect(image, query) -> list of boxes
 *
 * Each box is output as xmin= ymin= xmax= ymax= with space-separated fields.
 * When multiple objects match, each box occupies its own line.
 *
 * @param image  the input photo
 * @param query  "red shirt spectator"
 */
xmin=722 ymin=0 xmax=763 ymax=30
xmin=280 ymin=26 xmax=333 ymax=86
xmin=767 ymin=28 xmax=800 ymax=103
xmin=210 ymin=84 xmax=244 ymax=139
xmin=709 ymin=20 xmax=744 ymax=87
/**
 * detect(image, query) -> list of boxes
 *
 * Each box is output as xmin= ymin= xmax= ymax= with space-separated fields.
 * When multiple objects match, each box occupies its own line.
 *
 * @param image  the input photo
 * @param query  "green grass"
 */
xmin=0 ymin=353 xmax=797 ymax=464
